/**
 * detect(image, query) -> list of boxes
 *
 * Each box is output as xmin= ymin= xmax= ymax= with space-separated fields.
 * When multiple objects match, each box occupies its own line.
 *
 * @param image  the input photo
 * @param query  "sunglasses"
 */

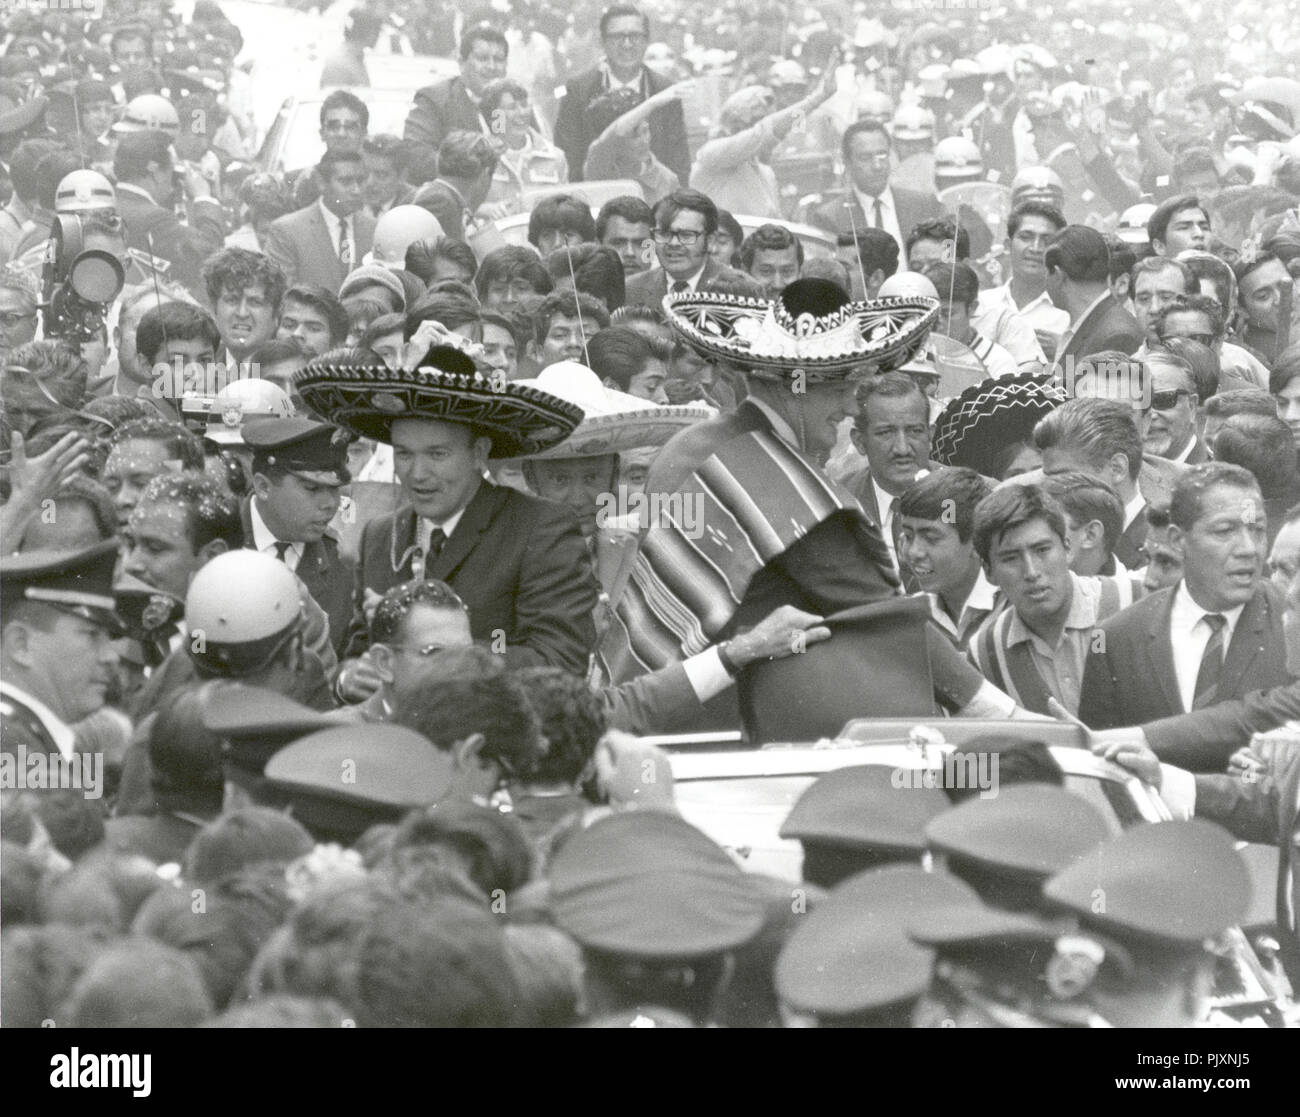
xmin=1145 ymin=389 xmax=1194 ymax=411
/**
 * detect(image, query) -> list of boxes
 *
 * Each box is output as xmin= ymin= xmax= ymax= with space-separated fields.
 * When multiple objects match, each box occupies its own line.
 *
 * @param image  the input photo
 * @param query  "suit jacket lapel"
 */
xmin=1220 ymin=587 xmax=1269 ymax=698
xmin=1148 ymin=589 xmax=1184 ymax=713
xmin=426 ymin=482 xmax=502 ymax=580
xmin=390 ymin=505 xmax=419 ymax=578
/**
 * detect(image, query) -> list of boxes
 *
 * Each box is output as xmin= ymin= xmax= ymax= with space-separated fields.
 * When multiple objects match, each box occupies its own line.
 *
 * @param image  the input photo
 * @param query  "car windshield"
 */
xmin=276 ymin=98 xmax=412 ymax=173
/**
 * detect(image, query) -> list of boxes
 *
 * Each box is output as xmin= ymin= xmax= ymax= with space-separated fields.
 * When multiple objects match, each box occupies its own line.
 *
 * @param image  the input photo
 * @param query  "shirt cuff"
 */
xmin=682 ymin=647 xmax=733 ymax=703
xmin=1158 ymin=764 xmax=1197 ymax=819
xmin=957 ymin=680 xmax=1018 ymax=719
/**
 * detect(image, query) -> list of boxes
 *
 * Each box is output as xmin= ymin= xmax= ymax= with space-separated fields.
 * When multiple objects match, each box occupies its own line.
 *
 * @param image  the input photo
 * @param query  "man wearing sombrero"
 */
xmin=599 ymin=278 xmax=1038 ymax=735
xmin=295 ymin=340 xmax=601 ymax=691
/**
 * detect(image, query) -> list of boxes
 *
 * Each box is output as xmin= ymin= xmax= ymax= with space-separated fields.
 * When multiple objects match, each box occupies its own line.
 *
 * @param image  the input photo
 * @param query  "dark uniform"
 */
xmin=242 ymin=418 xmax=357 ymax=658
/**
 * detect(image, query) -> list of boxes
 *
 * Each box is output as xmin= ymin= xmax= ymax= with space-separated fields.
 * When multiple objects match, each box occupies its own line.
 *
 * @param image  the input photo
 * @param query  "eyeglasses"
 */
xmin=1145 ymin=389 xmax=1194 ymax=411
xmin=391 ymin=642 xmax=453 ymax=658
xmin=1164 ymin=332 xmax=1217 ymax=347
xmin=323 ymin=119 xmax=363 ymax=133
xmin=654 ymin=228 xmax=704 ymax=246
xmin=855 ymin=152 xmax=892 ymax=165
xmin=605 ymin=31 xmax=647 ymax=43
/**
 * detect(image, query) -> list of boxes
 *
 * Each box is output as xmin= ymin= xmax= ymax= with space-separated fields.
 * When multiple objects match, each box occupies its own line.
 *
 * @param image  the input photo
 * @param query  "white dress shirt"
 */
xmin=1122 ymin=490 xmax=1146 ymax=531
xmin=871 ymin=471 xmax=927 ymax=572
xmin=318 ymin=199 xmax=355 ymax=263
xmin=1169 ymin=580 xmax=1246 ymax=713
xmin=416 ymin=505 xmax=468 ymax=564
xmin=250 ymin=497 xmax=302 ymax=572
xmin=666 ymin=260 xmax=709 ymax=294
xmin=852 ymin=185 xmax=904 ymax=256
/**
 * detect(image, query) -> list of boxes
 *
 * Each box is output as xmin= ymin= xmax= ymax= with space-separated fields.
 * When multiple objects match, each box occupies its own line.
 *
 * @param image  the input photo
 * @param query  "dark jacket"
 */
xmin=1078 ymin=581 xmax=1292 ymax=740
xmin=344 ymin=480 xmax=598 ymax=674
xmin=554 ymin=66 xmax=691 ymax=186
xmin=806 ymin=187 xmax=945 ymax=249
xmin=241 ymin=498 xmax=356 ymax=658
xmin=623 ymin=256 xmax=725 ymax=310
xmin=1057 ymin=291 xmax=1144 ymax=363
xmin=263 ymin=202 xmax=376 ymax=293
xmin=115 ymin=185 xmax=225 ymax=302
xmin=403 ymin=76 xmax=486 ymax=171
xmin=1142 ymin=680 xmax=1300 ymax=769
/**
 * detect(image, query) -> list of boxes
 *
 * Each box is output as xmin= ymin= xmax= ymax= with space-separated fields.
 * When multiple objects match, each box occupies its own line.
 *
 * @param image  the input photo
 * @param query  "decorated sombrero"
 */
xmin=664 ymin=277 xmax=939 ymax=380
xmin=931 ymin=371 xmax=1067 ymax=478
xmin=294 ymin=345 xmax=584 ymax=459
xmin=510 ymin=362 xmax=712 ymax=460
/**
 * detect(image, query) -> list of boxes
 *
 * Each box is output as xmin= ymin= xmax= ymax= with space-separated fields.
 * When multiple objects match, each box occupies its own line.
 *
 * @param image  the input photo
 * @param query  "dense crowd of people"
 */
xmin=1 ymin=0 xmax=1298 ymax=1030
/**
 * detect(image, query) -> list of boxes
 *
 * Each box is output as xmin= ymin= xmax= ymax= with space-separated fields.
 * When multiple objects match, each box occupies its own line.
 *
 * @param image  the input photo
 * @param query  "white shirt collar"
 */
xmin=871 ymin=469 xmax=927 ymax=520
xmin=417 ymin=505 xmax=468 ymax=554
xmin=667 ymin=261 xmax=708 ymax=293
xmin=318 ymin=198 xmax=351 ymax=243
xmin=116 ymin=181 xmax=157 ymax=206
xmin=1172 ymin=436 xmax=1197 ymax=464
xmin=602 ymin=61 xmax=643 ymax=93
xmin=0 ymin=680 xmax=76 ymax=759
xmin=1172 ymin=579 xmax=1246 ymax=639
xmin=1122 ymin=490 xmax=1146 ymax=530
xmin=990 ymin=280 xmax=1054 ymax=315
xmin=250 ymin=497 xmax=303 ymax=565
xmin=852 ymin=184 xmax=894 ymax=212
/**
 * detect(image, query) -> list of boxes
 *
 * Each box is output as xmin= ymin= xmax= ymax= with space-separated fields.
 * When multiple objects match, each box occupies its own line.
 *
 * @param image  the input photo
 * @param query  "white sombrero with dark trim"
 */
xmin=294 ymin=345 xmax=583 ymax=459
xmin=663 ymin=278 xmax=939 ymax=381
xmin=511 ymin=362 xmax=713 ymax=460
xmin=930 ymin=372 xmax=1067 ymax=477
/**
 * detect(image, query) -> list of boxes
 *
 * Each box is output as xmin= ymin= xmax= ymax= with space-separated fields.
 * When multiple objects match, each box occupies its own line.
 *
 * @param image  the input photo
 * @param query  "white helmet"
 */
xmin=205 ymin=378 xmax=295 ymax=445
xmin=878 ymin=272 xmax=940 ymax=300
xmin=933 ymin=136 xmax=983 ymax=179
xmin=1010 ymin=165 xmax=1065 ymax=206
xmin=855 ymin=90 xmax=894 ymax=122
xmin=112 ymin=94 xmax=181 ymax=137
xmin=185 ymin=551 xmax=303 ymax=677
xmin=890 ymin=103 xmax=935 ymax=142
xmin=1116 ymin=202 xmax=1158 ymax=246
xmin=55 ymin=169 xmax=117 ymax=214
xmin=365 ymin=205 xmax=445 ymax=268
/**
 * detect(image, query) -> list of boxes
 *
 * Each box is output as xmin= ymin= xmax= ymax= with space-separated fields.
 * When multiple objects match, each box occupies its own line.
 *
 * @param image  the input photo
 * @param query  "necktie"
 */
xmin=426 ymin=527 xmax=447 ymax=559
xmin=871 ymin=196 xmax=884 ymax=229
xmin=273 ymin=540 xmax=292 ymax=563
xmin=671 ymin=280 xmax=689 ymax=294
xmin=1192 ymin=613 xmax=1228 ymax=710
xmin=887 ymin=497 xmax=905 ymax=574
xmin=338 ymin=217 xmax=352 ymax=268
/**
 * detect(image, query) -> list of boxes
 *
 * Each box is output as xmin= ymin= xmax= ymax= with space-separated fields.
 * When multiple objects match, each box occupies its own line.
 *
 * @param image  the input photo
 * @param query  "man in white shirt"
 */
xmin=920 ymin=260 xmax=1019 ymax=380
xmin=1 ymin=541 xmax=123 ymax=761
xmin=975 ymin=200 xmax=1068 ymax=366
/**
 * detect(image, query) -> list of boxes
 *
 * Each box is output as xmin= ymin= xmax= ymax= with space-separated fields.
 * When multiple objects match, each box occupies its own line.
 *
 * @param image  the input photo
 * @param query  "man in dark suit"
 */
xmin=1 ymin=541 xmax=122 ymax=761
xmin=403 ymin=24 xmax=507 ymax=174
xmin=623 ymin=189 xmax=725 ymax=309
xmin=112 ymin=130 xmax=224 ymax=303
xmin=1142 ymin=350 xmax=1210 ymax=464
xmin=409 ymin=131 xmax=499 ymax=245
xmin=242 ymin=419 xmax=356 ymax=658
xmin=806 ymin=119 xmax=944 ymax=265
xmin=265 ymin=149 xmax=375 ymax=293
xmin=1046 ymin=225 xmax=1144 ymax=363
xmin=553 ymin=4 xmax=691 ymax=185
xmin=1079 ymin=462 xmax=1292 ymax=734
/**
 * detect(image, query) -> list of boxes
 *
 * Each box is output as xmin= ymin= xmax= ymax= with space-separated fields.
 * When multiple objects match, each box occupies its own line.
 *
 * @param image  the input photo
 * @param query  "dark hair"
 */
xmin=459 ymin=23 xmax=509 ymax=61
xmin=837 ymin=228 xmax=899 ymax=281
xmin=599 ymin=4 xmax=650 ymax=38
xmin=739 ymin=223 xmax=804 ymax=272
xmin=184 ymin=807 xmax=315 ymax=885
xmin=584 ymin=325 xmax=655 ymax=391
xmin=1131 ymin=255 xmax=1194 ymax=293
xmin=1043 ymin=470 xmax=1125 ymax=554
xmin=23 ymin=475 xmax=117 ymax=545
xmin=360 ymin=312 xmax=407 ymax=349
xmin=1105 ymin=235 xmax=1137 ymax=283
xmin=897 ymin=467 xmax=994 ymax=544
xmin=136 ymin=473 xmax=243 ymax=551
xmin=1169 ymin=461 xmax=1261 ymax=531
xmin=854 ymin=370 xmax=928 ymax=428
xmin=653 ymin=189 xmax=718 ymax=238
xmin=1233 ymin=250 xmax=1284 ymax=288
xmin=109 ymin=417 xmax=206 ymax=473
xmin=341 ymin=295 xmax=391 ymax=337
xmin=515 ymin=666 xmax=606 ymax=785
xmin=1173 ymin=148 xmax=1220 ymax=190
xmin=110 ymin=23 xmax=154 ymax=56
xmin=530 ymin=289 xmax=611 ymax=347
xmin=437 ymin=130 xmax=499 ymax=180
xmin=475 ymin=245 xmax=553 ymax=301
xmin=1006 ymin=200 xmax=1067 ymax=240
xmin=1033 ymin=397 xmax=1143 ymax=482
xmin=841 ymin=118 xmax=891 ymax=164
xmin=405 ymin=289 xmax=483 ymax=340
xmin=479 ymin=78 xmax=530 ymax=121
xmin=361 ymin=132 xmax=409 ymax=175
xmin=112 ymin=130 xmax=170 ymax=183
xmin=972 ymin=483 xmax=1069 ymax=565
xmin=7 ymin=138 xmax=59 ymax=204
xmin=404 ymin=236 xmax=477 ymax=285
xmin=317 ymin=146 xmax=364 ymax=184
xmin=1147 ymin=194 xmax=1209 ymax=249
xmin=390 ymin=648 xmax=544 ymax=779
xmin=907 ymin=217 xmax=970 ymax=262
xmin=528 ymin=193 xmax=597 ymax=248
xmin=1045 ymin=225 xmax=1111 ymax=284
xmin=1206 ymin=388 xmax=1279 ymax=420
xmin=481 ymin=309 xmax=528 ymax=354
xmin=320 ymin=88 xmax=369 ymax=132
xmin=545 ymin=244 xmax=626 ymax=310
xmin=715 ymin=210 xmax=744 ymax=257
xmin=202 ymin=248 xmax=288 ymax=315
xmin=596 ymin=195 xmax=654 ymax=241
xmin=1209 ymin=415 xmax=1296 ymax=496
xmin=283 ymin=284 xmax=349 ymax=347
xmin=1158 ymin=338 xmax=1220 ymax=403
xmin=920 ymin=260 xmax=980 ymax=307
xmin=369 ymin=578 xmax=468 ymax=646
xmin=1151 ymin=294 xmax=1225 ymax=342
xmin=129 ymin=303 xmax=221 ymax=368
xmin=1178 ymin=251 xmax=1236 ymax=314
xmin=390 ymin=800 xmax=532 ymax=895
xmin=66 ymin=940 xmax=211 ymax=1029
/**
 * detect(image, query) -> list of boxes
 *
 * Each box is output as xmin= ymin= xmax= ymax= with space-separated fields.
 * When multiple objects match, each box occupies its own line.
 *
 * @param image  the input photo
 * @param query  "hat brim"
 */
xmin=516 ymin=405 xmax=711 ymax=461
xmin=664 ymin=291 xmax=939 ymax=379
xmin=295 ymin=359 xmax=584 ymax=459
xmin=908 ymin=901 xmax=1068 ymax=947
xmin=931 ymin=372 xmax=1067 ymax=476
